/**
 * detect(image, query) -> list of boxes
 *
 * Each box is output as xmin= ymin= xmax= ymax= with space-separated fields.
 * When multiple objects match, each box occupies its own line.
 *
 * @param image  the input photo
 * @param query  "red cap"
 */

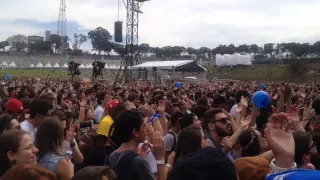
xmin=106 ymin=100 xmax=119 ymax=112
xmin=6 ymin=99 xmax=23 ymax=113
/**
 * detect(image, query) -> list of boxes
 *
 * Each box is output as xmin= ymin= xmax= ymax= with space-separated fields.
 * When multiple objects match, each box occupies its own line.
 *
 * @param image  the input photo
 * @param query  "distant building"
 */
xmin=27 ymin=35 xmax=44 ymax=53
xmin=45 ymin=31 xmax=51 ymax=42
xmin=28 ymin=35 xmax=44 ymax=44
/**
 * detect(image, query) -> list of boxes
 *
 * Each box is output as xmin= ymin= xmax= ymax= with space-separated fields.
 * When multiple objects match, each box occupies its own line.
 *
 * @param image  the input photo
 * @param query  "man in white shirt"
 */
xmin=21 ymin=98 xmax=53 ymax=140
xmin=94 ymin=92 xmax=105 ymax=123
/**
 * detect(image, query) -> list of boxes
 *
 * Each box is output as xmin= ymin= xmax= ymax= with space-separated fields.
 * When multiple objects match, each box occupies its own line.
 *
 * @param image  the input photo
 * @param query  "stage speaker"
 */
xmin=114 ymin=21 xmax=123 ymax=43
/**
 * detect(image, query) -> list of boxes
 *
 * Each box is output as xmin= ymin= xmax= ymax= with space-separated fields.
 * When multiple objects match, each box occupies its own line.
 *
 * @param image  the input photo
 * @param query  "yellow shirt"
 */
xmin=97 ymin=115 xmax=114 ymax=137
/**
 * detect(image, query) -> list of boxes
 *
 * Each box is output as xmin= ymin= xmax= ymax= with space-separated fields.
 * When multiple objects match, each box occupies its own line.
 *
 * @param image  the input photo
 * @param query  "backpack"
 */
xmin=166 ymin=131 xmax=177 ymax=153
xmin=105 ymin=151 xmax=139 ymax=180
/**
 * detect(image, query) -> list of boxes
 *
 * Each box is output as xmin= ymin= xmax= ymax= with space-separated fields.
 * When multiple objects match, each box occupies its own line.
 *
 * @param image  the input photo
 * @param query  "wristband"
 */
xmin=270 ymin=159 xmax=297 ymax=174
xmin=166 ymin=164 xmax=172 ymax=168
xmin=156 ymin=160 xmax=165 ymax=165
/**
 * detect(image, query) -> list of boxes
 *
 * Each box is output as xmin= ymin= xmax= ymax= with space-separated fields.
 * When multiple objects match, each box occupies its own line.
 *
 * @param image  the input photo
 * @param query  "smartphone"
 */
xmin=79 ymin=121 xmax=93 ymax=128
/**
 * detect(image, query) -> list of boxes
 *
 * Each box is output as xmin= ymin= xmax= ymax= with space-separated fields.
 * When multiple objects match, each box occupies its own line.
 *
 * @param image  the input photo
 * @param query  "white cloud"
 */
xmin=0 ymin=0 xmax=320 ymax=48
xmin=0 ymin=22 xmax=44 ymax=41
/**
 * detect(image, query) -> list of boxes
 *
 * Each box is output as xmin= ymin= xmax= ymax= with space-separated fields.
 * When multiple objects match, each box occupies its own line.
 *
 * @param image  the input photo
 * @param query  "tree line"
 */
xmin=1 ymin=26 xmax=320 ymax=59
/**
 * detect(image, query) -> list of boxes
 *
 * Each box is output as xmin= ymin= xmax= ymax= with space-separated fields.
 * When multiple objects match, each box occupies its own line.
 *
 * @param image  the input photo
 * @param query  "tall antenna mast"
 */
xmin=57 ymin=0 xmax=67 ymax=59
xmin=114 ymin=0 xmax=150 ymax=83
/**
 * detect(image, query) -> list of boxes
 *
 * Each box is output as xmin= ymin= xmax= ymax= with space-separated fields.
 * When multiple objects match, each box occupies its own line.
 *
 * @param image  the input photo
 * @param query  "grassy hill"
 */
xmin=208 ymin=63 xmax=320 ymax=81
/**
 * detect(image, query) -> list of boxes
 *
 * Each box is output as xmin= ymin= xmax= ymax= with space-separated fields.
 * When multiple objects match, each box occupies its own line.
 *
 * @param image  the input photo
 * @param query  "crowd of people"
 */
xmin=0 ymin=77 xmax=320 ymax=180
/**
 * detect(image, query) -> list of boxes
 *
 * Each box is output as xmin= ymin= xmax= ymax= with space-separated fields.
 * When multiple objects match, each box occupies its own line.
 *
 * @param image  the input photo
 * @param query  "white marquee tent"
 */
xmin=79 ymin=64 xmax=86 ymax=69
xmin=86 ymin=64 xmax=93 ymax=69
xmin=30 ymin=64 xmax=35 ymax=68
xmin=8 ymin=62 xmax=17 ymax=68
xmin=130 ymin=60 xmax=206 ymax=72
xmin=53 ymin=63 xmax=60 ymax=68
xmin=36 ymin=62 xmax=43 ymax=68
xmin=44 ymin=63 xmax=52 ymax=68
xmin=62 ymin=63 xmax=68 ymax=68
xmin=0 ymin=61 xmax=8 ymax=67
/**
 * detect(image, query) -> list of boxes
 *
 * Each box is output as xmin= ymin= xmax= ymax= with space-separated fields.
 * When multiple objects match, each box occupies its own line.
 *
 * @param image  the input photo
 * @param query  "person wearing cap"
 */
xmin=97 ymin=100 xmax=128 ymax=155
xmin=5 ymin=99 xmax=23 ymax=117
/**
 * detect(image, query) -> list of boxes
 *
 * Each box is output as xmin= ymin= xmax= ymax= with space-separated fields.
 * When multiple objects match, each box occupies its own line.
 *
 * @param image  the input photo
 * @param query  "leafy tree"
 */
xmin=49 ymin=34 xmax=69 ymax=54
xmin=50 ymin=34 xmax=61 ymax=53
xmin=215 ymin=45 xmax=231 ymax=55
xmin=0 ymin=41 xmax=9 ymax=51
xmin=237 ymin=44 xmax=250 ymax=54
xmin=186 ymin=47 xmax=197 ymax=56
xmin=249 ymin=44 xmax=259 ymax=54
xmin=283 ymin=43 xmax=311 ymax=58
xmin=88 ymin=27 xmax=113 ymax=55
xmin=161 ymin=46 xmax=173 ymax=58
xmin=198 ymin=47 xmax=211 ymax=57
xmin=7 ymin=34 xmax=27 ymax=51
xmin=139 ymin=43 xmax=150 ymax=56
xmin=313 ymin=41 xmax=320 ymax=57
xmin=73 ymin=33 xmax=87 ymax=50
xmin=151 ymin=47 xmax=163 ymax=58
xmin=264 ymin=43 xmax=274 ymax=56
xmin=113 ymin=43 xmax=126 ymax=56
xmin=227 ymin=44 xmax=236 ymax=54
xmin=172 ymin=46 xmax=185 ymax=57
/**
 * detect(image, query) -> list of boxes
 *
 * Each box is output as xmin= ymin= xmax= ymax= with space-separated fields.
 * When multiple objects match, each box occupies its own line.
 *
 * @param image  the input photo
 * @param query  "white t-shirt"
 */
xmin=138 ymin=142 xmax=158 ymax=173
xmin=229 ymin=104 xmax=238 ymax=117
xmin=21 ymin=120 xmax=37 ymax=141
xmin=94 ymin=105 xmax=104 ymax=123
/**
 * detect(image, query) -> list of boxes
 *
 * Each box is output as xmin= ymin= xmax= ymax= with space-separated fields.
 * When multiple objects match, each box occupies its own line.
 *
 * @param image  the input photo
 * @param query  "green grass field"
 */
xmin=1 ymin=69 xmax=68 ymax=78
xmin=2 ymin=63 xmax=320 ymax=81
xmin=208 ymin=63 xmax=320 ymax=81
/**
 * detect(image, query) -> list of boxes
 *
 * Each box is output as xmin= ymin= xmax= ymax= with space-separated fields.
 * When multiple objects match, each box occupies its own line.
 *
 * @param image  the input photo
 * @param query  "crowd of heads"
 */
xmin=0 ymin=77 xmax=320 ymax=179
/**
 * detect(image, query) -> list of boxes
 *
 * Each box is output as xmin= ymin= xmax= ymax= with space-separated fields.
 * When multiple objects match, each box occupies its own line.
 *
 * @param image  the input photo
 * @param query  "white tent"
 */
xmin=0 ymin=61 xmax=8 ymax=67
xmin=36 ymin=62 xmax=43 ymax=68
xmin=44 ymin=62 xmax=52 ymax=68
xmin=62 ymin=63 xmax=68 ymax=68
xmin=130 ymin=60 xmax=206 ymax=72
xmin=79 ymin=64 xmax=86 ymax=69
xmin=215 ymin=53 xmax=252 ymax=66
xmin=53 ymin=63 xmax=60 ymax=68
xmin=8 ymin=61 xmax=17 ymax=68
xmin=86 ymin=64 xmax=93 ymax=69
xmin=30 ymin=64 xmax=35 ymax=68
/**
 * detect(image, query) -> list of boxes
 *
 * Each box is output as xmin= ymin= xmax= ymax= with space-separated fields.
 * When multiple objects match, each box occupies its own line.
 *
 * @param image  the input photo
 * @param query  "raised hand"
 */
xmin=240 ymin=96 xmax=248 ymax=108
xmin=241 ymin=115 xmax=252 ymax=128
xmin=137 ymin=142 xmax=152 ymax=158
xmin=299 ymin=86 xmax=306 ymax=98
xmin=79 ymin=97 xmax=87 ymax=107
xmin=286 ymin=105 xmax=300 ymax=123
xmin=303 ymin=102 xmax=315 ymax=121
xmin=151 ymin=131 xmax=165 ymax=160
xmin=265 ymin=113 xmax=295 ymax=167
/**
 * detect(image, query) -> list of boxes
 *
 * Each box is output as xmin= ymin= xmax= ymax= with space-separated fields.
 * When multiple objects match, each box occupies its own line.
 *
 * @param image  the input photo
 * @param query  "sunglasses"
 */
xmin=211 ymin=117 xmax=229 ymax=124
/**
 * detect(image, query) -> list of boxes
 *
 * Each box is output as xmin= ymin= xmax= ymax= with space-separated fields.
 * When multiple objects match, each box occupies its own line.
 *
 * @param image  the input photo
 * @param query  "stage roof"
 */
xmin=130 ymin=60 xmax=206 ymax=72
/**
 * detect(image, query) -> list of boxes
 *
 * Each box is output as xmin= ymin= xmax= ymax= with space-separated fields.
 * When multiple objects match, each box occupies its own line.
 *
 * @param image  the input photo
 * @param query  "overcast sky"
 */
xmin=1 ymin=0 xmax=320 ymax=50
